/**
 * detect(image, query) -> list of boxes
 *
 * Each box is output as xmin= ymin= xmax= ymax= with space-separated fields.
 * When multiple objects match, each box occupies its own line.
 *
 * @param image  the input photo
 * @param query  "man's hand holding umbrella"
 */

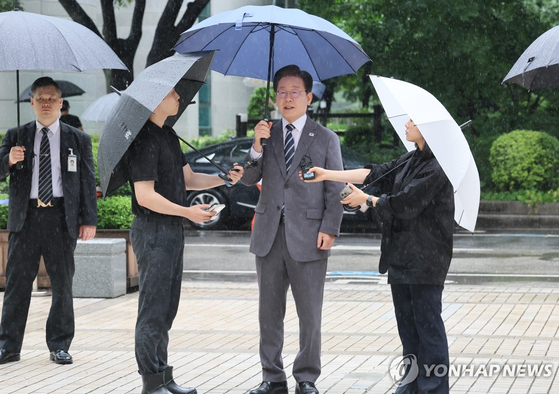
xmin=252 ymin=120 xmax=273 ymax=153
xmin=8 ymin=146 xmax=25 ymax=167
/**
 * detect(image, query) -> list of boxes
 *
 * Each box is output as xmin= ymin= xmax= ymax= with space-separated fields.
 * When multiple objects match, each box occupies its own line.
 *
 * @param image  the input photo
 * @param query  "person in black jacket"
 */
xmin=60 ymin=100 xmax=83 ymax=131
xmin=302 ymin=120 xmax=454 ymax=394
xmin=0 ymin=77 xmax=97 ymax=365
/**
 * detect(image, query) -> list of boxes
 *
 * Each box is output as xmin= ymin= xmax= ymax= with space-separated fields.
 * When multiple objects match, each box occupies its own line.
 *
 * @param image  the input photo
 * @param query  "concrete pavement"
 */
xmin=1 ymin=278 xmax=559 ymax=393
xmin=182 ymin=231 xmax=559 ymax=285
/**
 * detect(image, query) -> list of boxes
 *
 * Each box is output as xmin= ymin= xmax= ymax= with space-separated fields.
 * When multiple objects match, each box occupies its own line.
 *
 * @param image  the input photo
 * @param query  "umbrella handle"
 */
xmin=168 ymin=129 xmax=233 ymax=185
xmin=359 ymin=157 xmax=412 ymax=191
xmin=261 ymin=118 xmax=269 ymax=147
xmin=16 ymin=70 xmax=23 ymax=170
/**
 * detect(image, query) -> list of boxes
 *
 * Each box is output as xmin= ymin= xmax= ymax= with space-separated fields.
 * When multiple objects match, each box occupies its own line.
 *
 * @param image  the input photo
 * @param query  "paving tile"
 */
xmin=1 ymin=281 xmax=559 ymax=393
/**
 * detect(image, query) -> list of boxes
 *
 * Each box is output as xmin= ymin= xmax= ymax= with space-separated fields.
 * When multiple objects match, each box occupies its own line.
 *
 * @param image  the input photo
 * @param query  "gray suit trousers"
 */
xmin=256 ymin=222 xmax=327 ymax=383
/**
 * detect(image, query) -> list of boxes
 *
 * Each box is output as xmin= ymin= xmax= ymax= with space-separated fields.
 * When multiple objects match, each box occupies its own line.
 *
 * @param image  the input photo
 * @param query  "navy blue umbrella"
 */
xmin=173 ymin=5 xmax=371 ymax=122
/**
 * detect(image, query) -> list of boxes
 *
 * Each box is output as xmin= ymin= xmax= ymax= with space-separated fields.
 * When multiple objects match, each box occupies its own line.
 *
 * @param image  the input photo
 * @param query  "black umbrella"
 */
xmin=503 ymin=25 xmax=559 ymax=89
xmin=17 ymin=80 xmax=85 ymax=102
xmin=0 ymin=3 xmax=127 ymax=168
xmin=98 ymin=51 xmax=219 ymax=196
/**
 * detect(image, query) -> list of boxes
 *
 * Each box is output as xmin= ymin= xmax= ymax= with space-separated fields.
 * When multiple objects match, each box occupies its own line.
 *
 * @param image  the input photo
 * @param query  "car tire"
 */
xmin=186 ymin=190 xmax=227 ymax=230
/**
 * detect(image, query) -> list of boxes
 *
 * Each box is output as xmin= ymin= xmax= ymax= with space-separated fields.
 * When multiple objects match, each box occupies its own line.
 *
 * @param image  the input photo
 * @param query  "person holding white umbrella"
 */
xmin=301 ymin=74 xmax=481 ymax=394
xmin=302 ymin=120 xmax=454 ymax=394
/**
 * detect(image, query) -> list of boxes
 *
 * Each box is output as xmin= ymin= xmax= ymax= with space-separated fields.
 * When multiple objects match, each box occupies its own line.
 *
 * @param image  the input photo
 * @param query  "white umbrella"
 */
xmin=369 ymin=75 xmax=480 ymax=232
xmin=81 ymin=92 xmax=120 ymax=122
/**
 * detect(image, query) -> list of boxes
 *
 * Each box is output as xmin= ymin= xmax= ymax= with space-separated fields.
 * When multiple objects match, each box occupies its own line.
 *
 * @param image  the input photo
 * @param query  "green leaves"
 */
xmin=97 ymin=196 xmax=134 ymax=229
xmin=489 ymin=129 xmax=559 ymax=192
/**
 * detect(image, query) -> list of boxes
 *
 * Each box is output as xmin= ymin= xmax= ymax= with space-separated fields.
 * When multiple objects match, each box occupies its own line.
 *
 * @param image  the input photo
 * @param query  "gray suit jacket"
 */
xmin=0 ymin=121 xmax=97 ymax=239
xmin=241 ymin=117 xmax=344 ymax=262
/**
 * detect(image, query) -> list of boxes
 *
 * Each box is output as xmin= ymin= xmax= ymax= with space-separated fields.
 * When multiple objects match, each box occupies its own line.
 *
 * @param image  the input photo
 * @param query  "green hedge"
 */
xmin=97 ymin=196 xmax=134 ymax=229
xmin=489 ymin=130 xmax=559 ymax=192
xmin=0 ymin=197 xmax=133 ymax=230
xmin=0 ymin=204 xmax=7 ymax=229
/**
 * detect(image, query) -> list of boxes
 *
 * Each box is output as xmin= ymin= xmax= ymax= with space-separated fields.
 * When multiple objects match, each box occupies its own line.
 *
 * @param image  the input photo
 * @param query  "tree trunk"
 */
xmin=372 ymin=104 xmax=384 ymax=144
xmin=146 ymin=0 xmax=210 ymax=67
xmin=59 ymin=0 xmax=146 ymax=91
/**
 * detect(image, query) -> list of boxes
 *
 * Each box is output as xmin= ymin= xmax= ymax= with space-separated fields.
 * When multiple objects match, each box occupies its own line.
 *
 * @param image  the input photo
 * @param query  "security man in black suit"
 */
xmin=0 ymin=77 xmax=97 ymax=365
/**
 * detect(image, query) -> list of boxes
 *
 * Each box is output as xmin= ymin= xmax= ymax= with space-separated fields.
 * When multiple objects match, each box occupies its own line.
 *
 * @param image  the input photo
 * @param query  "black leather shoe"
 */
xmin=0 ymin=348 xmax=20 ymax=364
xmin=249 ymin=381 xmax=288 ymax=394
xmin=50 ymin=349 xmax=73 ymax=364
xmin=295 ymin=382 xmax=318 ymax=394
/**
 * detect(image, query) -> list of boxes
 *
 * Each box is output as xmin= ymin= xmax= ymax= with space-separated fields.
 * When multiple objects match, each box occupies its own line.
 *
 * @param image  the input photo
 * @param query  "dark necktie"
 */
xmin=38 ymin=127 xmax=53 ymax=205
xmin=284 ymin=124 xmax=295 ymax=173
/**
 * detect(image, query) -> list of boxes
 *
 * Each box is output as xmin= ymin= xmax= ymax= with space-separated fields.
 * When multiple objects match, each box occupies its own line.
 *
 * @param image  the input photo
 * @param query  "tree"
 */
xmin=297 ymin=0 xmax=559 ymax=189
xmin=58 ymin=0 xmax=210 ymax=90
xmin=1 ymin=0 xmax=16 ymax=11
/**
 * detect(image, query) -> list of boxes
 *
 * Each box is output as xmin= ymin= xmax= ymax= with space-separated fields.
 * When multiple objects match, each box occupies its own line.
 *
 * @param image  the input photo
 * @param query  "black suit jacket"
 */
xmin=0 ymin=121 xmax=97 ymax=238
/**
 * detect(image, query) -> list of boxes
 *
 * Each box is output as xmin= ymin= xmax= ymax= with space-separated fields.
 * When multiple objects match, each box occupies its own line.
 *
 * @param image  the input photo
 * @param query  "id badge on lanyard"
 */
xmin=68 ymin=148 xmax=77 ymax=172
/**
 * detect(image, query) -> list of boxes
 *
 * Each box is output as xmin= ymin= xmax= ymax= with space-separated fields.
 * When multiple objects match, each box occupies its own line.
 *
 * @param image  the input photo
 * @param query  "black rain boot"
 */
xmin=141 ymin=371 xmax=172 ymax=394
xmin=164 ymin=366 xmax=197 ymax=394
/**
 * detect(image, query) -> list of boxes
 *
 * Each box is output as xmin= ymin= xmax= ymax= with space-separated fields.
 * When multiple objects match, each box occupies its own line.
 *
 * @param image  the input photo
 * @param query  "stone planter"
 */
xmin=0 ymin=229 xmax=138 ymax=292
xmin=88 ymin=230 xmax=138 ymax=290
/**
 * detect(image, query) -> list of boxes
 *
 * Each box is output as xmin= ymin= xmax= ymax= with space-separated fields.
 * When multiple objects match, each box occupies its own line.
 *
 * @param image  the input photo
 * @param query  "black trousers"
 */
xmin=391 ymin=284 xmax=449 ymax=394
xmin=131 ymin=216 xmax=184 ymax=375
xmin=0 ymin=205 xmax=76 ymax=353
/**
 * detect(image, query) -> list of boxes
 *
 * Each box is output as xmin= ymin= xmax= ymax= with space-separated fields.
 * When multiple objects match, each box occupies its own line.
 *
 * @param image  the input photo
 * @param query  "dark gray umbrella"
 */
xmin=503 ymin=25 xmax=559 ymax=89
xmin=0 ymin=5 xmax=127 ymax=160
xmin=98 ymin=51 xmax=216 ymax=196
xmin=17 ymin=80 xmax=85 ymax=102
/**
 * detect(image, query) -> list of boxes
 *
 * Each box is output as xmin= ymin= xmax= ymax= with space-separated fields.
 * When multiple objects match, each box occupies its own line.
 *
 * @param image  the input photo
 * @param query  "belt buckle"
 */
xmin=37 ymin=198 xmax=53 ymax=208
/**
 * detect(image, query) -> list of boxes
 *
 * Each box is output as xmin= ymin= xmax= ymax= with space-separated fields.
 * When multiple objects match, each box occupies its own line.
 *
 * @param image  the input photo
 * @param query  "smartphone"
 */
xmin=340 ymin=185 xmax=353 ymax=199
xmin=209 ymin=204 xmax=226 ymax=214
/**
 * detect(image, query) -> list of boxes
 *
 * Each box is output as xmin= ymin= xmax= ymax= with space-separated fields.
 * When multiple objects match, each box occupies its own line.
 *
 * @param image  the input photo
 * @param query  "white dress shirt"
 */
xmin=30 ymin=120 xmax=63 ymax=199
xmin=250 ymin=114 xmax=308 ymax=159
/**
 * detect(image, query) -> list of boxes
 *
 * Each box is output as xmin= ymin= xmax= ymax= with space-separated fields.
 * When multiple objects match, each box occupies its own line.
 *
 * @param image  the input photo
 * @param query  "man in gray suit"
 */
xmin=242 ymin=65 xmax=344 ymax=394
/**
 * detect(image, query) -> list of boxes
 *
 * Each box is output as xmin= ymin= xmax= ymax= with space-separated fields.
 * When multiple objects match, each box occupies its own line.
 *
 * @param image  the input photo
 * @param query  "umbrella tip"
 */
xmin=459 ymin=120 xmax=472 ymax=129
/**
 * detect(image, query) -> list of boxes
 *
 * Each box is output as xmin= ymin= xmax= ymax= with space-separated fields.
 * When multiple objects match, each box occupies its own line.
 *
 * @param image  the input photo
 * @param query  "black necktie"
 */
xmin=38 ymin=127 xmax=53 ymax=205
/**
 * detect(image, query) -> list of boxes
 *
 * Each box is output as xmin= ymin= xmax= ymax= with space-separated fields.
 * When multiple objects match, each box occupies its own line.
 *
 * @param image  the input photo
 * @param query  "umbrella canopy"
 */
xmin=173 ymin=4 xmax=370 ymax=119
xmin=0 ymin=10 xmax=127 ymax=72
xmin=17 ymin=80 xmax=85 ymax=102
xmin=0 ymin=8 xmax=127 ymax=153
xmin=98 ymin=51 xmax=215 ymax=196
xmin=503 ymin=25 xmax=559 ymax=89
xmin=81 ymin=92 xmax=120 ymax=122
xmin=369 ymin=75 xmax=480 ymax=232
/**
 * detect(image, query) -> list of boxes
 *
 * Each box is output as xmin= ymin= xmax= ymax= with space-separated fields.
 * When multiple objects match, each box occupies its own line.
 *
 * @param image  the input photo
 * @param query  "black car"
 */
xmin=184 ymin=137 xmax=380 ymax=231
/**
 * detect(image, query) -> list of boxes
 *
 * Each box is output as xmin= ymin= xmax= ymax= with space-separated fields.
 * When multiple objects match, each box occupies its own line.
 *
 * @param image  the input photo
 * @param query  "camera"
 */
xmin=300 ymin=155 xmax=315 ymax=180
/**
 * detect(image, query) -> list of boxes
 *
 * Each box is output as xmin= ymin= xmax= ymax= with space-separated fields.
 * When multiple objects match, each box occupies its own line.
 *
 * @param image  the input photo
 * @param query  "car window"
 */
xmin=231 ymin=141 xmax=253 ymax=162
xmin=194 ymin=146 xmax=232 ymax=164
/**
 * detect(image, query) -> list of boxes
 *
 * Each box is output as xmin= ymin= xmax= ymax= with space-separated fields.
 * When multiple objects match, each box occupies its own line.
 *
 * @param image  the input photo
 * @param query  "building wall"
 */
xmin=209 ymin=0 xmax=271 ymax=137
xmin=0 ymin=0 xmax=272 ymax=139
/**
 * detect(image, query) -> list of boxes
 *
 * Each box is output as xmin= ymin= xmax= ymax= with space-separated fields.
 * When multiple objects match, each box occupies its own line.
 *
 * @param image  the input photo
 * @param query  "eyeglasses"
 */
xmin=33 ymin=97 xmax=60 ymax=104
xmin=276 ymin=89 xmax=306 ymax=99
